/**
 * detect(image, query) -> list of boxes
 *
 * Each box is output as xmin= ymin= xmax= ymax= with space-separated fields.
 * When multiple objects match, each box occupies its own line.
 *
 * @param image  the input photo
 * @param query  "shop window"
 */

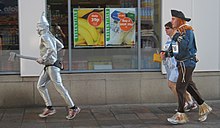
xmin=141 ymin=0 xmax=161 ymax=69
xmin=47 ymin=0 xmax=161 ymax=72
xmin=47 ymin=0 xmax=69 ymax=70
xmin=0 ymin=0 xmax=19 ymax=73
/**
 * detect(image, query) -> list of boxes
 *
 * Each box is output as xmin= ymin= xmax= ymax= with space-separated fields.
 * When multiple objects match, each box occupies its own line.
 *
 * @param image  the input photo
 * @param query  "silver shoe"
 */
xmin=66 ymin=107 xmax=81 ymax=120
xmin=39 ymin=108 xmax=56 ymax=118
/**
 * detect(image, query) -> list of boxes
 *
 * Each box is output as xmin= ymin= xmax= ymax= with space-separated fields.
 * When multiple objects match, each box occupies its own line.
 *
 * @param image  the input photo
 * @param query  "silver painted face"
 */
xmin=36 ymin=23 xmax=49 ymax=35
xmin=36 ymin=23 xmax=43 ymax=35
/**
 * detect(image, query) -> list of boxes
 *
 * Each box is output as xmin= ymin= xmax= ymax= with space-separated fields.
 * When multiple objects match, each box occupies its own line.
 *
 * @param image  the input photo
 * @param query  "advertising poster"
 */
xmin=73 ymin=8 xmax=104 ymax=48
xmin=105 ymin=8 xmax=136 ymax=47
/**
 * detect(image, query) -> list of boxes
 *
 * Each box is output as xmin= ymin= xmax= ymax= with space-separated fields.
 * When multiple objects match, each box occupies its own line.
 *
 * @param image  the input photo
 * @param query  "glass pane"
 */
xmin=47 ymin=0 xmax=69 ymax=70
xmin=141 ymin=0 xmax=161 ymax=69
xmin=0 ymin=0 xmax=19 ymax=73
xmin=71 ymin=0 xmax=138 ymax=71
xmin=47 ymin=0 xmax=161 ymax=72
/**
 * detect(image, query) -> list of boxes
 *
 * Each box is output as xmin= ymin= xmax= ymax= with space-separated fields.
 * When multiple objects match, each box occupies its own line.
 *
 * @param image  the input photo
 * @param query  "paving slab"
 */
xmin=0 ymin=100 xmax=219 ymax=128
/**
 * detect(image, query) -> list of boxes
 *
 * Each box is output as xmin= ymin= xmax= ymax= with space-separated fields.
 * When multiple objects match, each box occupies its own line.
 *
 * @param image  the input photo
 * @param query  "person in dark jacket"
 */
xmin=167 ymin=10 xmax=212 ymax=124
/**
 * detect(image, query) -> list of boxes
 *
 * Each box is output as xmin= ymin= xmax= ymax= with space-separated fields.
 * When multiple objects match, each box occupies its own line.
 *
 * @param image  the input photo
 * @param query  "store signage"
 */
xmin=0 ymin=0 xmax=18 ymax=15
xmin=73 ymin=8 xmax=135 ymax=48
xmin=0 ymin=6 xmax=18 ymax=14
xmin=73 ymin=8 xmax=104 ymax=48
xmin=105 ymin=8 xmax=136 ymax=47
xmin=87 ymin=12 xmax=102 ymax=27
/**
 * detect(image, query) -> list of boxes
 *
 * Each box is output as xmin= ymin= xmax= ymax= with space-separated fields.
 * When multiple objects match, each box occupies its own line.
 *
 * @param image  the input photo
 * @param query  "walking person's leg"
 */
xmin=168 ymin=80 xmax=178 ymax=98
xmin=168 ymin=66 xmax=212 ymax=124
xmin=49 ymin=66 xmax=80 ymax=119
xmin=167 ymin=67 xmax=197 ymax=112
xmin=37 ymin=70 xmax=56 ymax=117
xmin=167 ymin=66 xmax=192 ymax=124
xmin=184 ymin=91 xmax=198 ymax=111
xmin=186 ymin=67 xmax=212 ymax=122
xmin=186 ymin=75 xmax=204 ymax=104
xmin=176 ymin=67 xmax=189 ymax=113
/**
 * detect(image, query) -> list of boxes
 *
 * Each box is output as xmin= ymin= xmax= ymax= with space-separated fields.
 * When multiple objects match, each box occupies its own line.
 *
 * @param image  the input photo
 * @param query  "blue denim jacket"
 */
xmin=172 ymin=30 xmax=197 ymax=67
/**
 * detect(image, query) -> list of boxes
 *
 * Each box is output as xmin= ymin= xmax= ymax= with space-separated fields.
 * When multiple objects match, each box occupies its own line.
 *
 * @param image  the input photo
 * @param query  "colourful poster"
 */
xmin=105 ymin=8 xmax=136 ymax=47
xmin=73 ymin=8 xmax=104 ymax=48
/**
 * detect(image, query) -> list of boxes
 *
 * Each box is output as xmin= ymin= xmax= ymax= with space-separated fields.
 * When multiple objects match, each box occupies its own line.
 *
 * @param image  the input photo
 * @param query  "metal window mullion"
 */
xmin=138 ymin=0 xmax=141 ymax=70
xmin=68 ymin=0 xmax=72 ymax=71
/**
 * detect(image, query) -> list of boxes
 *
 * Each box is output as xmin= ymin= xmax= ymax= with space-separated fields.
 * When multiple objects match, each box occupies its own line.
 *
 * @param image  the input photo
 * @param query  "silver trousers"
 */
xmin=37 ymin=66 xmax=74 ymax=107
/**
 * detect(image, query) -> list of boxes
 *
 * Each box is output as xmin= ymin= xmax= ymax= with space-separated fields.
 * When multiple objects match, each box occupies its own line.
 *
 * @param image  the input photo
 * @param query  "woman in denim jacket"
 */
xmin=167 ymin=10 xmax=212 ymax=125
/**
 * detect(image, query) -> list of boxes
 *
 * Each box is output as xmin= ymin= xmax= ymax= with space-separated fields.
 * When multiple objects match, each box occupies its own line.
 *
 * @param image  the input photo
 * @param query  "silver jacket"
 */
xmin=39 ymin=32 xmax=64 ymax=65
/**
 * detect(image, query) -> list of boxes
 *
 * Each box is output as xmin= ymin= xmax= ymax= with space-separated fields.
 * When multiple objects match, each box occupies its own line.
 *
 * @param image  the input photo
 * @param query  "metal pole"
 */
xmin=68 ymin=0 xmax=72 ymax=71
xmin=138 ymin=0 xmax=141 ymax=70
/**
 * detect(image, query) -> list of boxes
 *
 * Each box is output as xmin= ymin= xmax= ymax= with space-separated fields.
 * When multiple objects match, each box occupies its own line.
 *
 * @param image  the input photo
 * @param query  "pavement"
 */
xmin=0 ymin=100 xmax=220 ymax=128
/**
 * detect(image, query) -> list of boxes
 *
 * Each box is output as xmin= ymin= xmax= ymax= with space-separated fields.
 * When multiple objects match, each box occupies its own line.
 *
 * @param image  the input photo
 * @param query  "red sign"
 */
xmin=87 ymin=12 xmax=102 ymax=27
xmin=118 ymin=12 xmax=125 ymax=19
xmin=119 ymin=17 xmax=133 ymax=32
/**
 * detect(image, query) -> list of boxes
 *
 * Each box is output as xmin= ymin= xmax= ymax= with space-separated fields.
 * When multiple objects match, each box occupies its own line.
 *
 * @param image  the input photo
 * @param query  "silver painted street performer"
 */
xmin=36 ymin=12 xmax=80 ymax=120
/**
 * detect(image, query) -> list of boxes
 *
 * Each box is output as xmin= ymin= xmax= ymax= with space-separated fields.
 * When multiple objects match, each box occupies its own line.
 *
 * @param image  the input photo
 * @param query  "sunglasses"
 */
xmin=165 ymin=27 xmax=171 ymax=29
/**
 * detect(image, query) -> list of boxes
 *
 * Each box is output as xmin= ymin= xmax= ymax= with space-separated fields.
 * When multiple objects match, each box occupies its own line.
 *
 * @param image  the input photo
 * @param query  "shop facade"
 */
xmin=0 ymin=0 xmax=219 ymax=107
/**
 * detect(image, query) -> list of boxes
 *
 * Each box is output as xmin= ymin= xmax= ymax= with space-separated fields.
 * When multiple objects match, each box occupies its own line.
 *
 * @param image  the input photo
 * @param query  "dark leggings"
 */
xmin=176 ymin=66 xmax=204 ymax=113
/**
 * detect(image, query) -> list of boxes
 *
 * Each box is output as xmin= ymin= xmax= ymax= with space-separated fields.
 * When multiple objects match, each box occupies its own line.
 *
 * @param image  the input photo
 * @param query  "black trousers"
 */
xmin=176 ymin=66 xmax=204 ymax=113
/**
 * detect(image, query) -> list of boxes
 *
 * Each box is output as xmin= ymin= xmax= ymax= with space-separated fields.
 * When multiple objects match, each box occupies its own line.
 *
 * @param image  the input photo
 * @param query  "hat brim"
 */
xmin=185 ymin=18 xmax=191 ymax=22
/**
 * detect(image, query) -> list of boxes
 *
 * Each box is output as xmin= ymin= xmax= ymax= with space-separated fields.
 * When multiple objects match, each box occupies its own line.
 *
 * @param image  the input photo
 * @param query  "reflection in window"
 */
xmin=0 ymin=0 xmax=19 ymax=73
xmin=141 ymin=0 xmax=161 ymax=69
xmin=46 ymin=0 xmax=161 ymax=72
xmin=47 ymin=0 xmax=69 ymax=70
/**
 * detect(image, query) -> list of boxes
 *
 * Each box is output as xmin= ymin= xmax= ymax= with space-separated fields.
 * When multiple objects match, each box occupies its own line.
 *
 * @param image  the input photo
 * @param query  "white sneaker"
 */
xmin=174 ymin=102 xmax=197 ymax=112
xmin=66 ymin=107 xmax=81 ymax=120
xmin=167 ymin=112 xmax=188 ymax=124
xmin=39 ymin=108 xmax=56 ymax=118
xmin=185 ymin=102 xmax=198 ymax=112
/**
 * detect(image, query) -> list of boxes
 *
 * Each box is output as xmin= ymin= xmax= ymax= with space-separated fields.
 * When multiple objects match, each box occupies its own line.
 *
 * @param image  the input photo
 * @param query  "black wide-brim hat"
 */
xmin=171 ymin=10 xmax=191 ymax=22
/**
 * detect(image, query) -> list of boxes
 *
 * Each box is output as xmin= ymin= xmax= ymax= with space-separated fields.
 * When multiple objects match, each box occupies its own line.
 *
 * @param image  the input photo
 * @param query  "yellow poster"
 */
xmin=73 ymin=8 xmax=104 ymax=48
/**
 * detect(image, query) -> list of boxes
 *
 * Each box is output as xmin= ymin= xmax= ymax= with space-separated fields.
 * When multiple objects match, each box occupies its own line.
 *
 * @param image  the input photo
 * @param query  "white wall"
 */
xmin=192 ymin=0 xmax=220 ymax=71
xmin=162 ymin=0 xmax=220 ymax=73
xmin=19 ymin=0 xmax=45 ymax=76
